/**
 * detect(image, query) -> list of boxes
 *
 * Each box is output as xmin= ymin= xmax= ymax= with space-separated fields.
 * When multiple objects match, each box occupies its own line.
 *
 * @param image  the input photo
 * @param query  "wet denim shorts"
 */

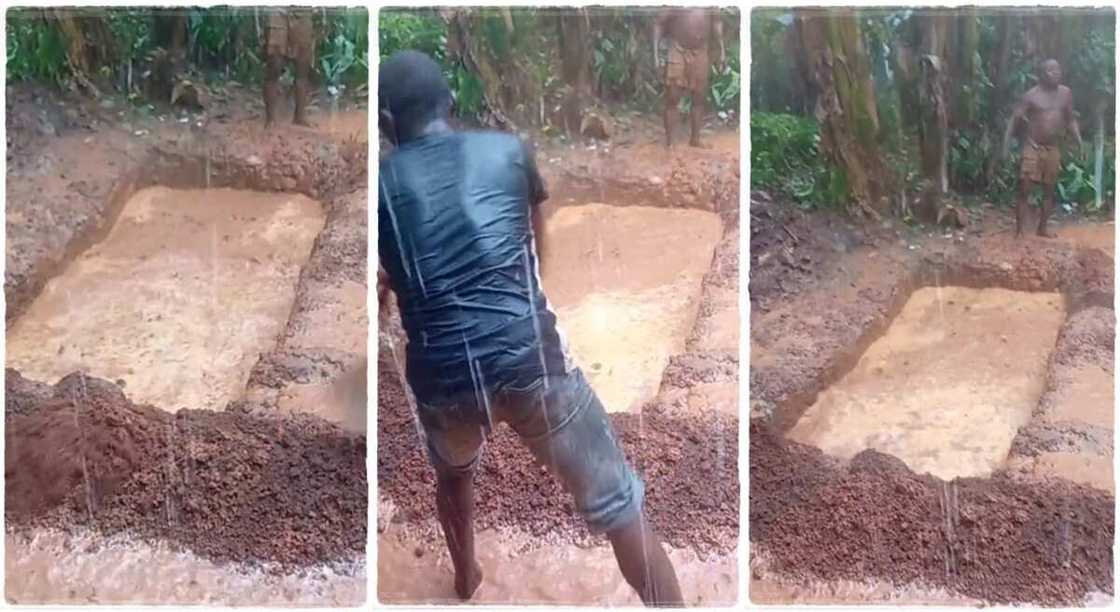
xmin=415 ymin=367 xmax=645 ymax=534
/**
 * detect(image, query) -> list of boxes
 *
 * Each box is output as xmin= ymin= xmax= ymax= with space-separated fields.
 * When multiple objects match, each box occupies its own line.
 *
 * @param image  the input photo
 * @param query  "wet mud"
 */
xmin=7 ymin=187 xmax=325 ymax=412
xmin=789 ymin=287 xmax=1066 ymax=480
xmin=5 ymin=372 xmax=366 ymax=566
xmin=749 ymin=193 xmax=1115 ymax=605
xmin=377 ymin=127 xmax=740 ymax=603
xmin=378 ymin=529 xmax=737 ymax=607
xmin=6 ymin=530 xmax=365 ymax=605
xmin=5 ymin=84 xmax=369 ymax=603
xmin=541 ymin=203 xmax=723 ymax=413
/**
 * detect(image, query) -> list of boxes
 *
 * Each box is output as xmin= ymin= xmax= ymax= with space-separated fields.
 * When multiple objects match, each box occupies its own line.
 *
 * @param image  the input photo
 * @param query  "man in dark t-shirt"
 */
xmin=377 ymin=51 xmax=683 ymax=606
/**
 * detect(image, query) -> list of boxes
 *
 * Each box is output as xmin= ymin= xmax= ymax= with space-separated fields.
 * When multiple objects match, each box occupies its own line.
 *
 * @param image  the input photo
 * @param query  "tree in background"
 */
xmin=750 ymin=7 xmax=1114 ymax=217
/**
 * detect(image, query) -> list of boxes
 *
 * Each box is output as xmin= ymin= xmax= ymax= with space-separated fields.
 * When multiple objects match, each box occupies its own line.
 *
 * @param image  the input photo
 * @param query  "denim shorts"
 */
xmin=414 ymin=367 xmax=645 ymax=534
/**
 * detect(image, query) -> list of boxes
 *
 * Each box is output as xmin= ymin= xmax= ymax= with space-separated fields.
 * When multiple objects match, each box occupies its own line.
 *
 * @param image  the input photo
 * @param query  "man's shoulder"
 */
xmin=462 ymin=129 xmax=522 ymax=148
xmin=461 ymin=130 xmax=528 ymax=162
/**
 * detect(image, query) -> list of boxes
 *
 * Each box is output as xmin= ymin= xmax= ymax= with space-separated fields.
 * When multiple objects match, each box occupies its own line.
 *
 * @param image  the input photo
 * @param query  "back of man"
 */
xmin=378 ymin=130 xmax=566 ymax=405
xmin=377 ymin=50 xmax=682 ymax=606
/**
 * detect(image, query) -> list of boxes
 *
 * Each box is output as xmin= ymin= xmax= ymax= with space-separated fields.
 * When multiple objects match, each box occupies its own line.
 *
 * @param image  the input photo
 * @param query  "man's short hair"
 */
xmin=379 ymin=51 xmax=453 ymax=133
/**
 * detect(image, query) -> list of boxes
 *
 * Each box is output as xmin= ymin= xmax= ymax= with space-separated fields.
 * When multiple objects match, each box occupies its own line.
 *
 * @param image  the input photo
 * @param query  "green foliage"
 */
xmin=378 ymin=10 xmax=446 ymax=62
xmin=188 ymin=9 xmax=257 ymax=81
xmin=377 ymin=9 xmax=484 ymax=117
xmin=751 ymin=112 xmax=846 ymax=208
xmin=984 ymin=143 xmax=1115 ymax=212
xmin=708 ymin=42 xmax=740 ymax=115
xmin=750 ymin=9 xmax=797 ymax=113
xmin=6 ymin=8 xmax=368 ymax=93
xmin=6 ymin=10 xmax=68 ymax=85
xmin=319 ymin=8 xmax=369 ymax=90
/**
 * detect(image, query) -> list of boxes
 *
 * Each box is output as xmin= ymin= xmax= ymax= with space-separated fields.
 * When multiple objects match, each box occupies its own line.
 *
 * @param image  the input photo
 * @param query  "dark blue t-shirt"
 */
xmin=378 ymin=131 xmax=568 ymax=404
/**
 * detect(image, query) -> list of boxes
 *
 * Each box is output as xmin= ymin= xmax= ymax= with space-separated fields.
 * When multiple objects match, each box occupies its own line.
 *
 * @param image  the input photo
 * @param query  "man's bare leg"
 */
xmin=607 ymin=514 xmax=684 ymax=607
xmin=1038 ymin=184 xmax=1058 ymax=238
xmin=263 ymin=54 xmax=283 ymax=128
xmin=435 ymin=471 xmax=483 ymax=599
xmin=664 ymin=84 xmax=681 ymax=148
xmin=293 ymin=52 xmax=313 ymax=127
xmin=688 ymin=87 xmax=705 ymax=148
xmin=1015 ymin=180 xmax=1030 ymax=238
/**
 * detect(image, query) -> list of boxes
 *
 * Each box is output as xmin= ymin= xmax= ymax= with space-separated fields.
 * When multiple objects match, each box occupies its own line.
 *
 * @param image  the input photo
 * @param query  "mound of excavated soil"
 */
xmin=750 ymin=419 xmax=1114 ymax=606
xmin=377 ymin=365 xmax=738 ymax=554
xmin=5 ymin=371 xmax=366 ymax=567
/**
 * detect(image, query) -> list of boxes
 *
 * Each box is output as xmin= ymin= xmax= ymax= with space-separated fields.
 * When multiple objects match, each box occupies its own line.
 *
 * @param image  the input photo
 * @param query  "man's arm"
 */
xmin=1065 ymin=87 xmax=1084 ymax=155
xmin=1002 ymin=95 xmax=1027 ymax=160
xmin=522 ymin=140 xmax=550 ymax=260
xmin=377 ymin=265 xmax=392 ymax=317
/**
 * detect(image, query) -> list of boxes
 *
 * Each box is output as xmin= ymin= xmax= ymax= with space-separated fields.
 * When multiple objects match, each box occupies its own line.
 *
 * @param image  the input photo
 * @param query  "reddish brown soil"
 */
xmin=377 ymin=366 xmax=738 ymax=554
xmin=1012 ymin=306 xmax=1115 ymax=458
xmin=377 ymin=125 xmax=740 ymax=556
xmin=5 ymin=83 xmax=369 ymax=568
xmin=749 ymin=192 xmax=1115 ymax=605
xmin=750 ymin=420 xmax=1113 ymax=606
xmin=5 ymin=372 xmax=366 ymax=567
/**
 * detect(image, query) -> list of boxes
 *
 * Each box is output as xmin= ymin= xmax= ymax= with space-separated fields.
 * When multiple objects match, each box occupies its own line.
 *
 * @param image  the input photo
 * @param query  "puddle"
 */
xmin=5 ymin=186 xmax=324 ymax=412
xmin=5 ymin=530 xmax=364 ymax=605
xmin=749 ymin=574 xmax=980 ymax=606
xmin=378 ymin=529 xmax=736 ymax=606
xmin=540 ymin=203 xmax=722 ymax=413
xmin=788 ymin=287 xmax=1066 ymax=480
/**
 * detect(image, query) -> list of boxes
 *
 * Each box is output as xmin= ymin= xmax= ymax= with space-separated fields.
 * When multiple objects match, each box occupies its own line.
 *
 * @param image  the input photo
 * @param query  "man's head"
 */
xmin=379 ymin=50 xmax=453 ymax=144
xmin=1040 ymin=59 xmax=1063 ymax=89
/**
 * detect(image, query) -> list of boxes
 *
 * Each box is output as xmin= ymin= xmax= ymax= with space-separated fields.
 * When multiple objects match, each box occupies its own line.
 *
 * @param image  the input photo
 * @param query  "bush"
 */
xmin=751 ymin=112 xmax=846 ymax=207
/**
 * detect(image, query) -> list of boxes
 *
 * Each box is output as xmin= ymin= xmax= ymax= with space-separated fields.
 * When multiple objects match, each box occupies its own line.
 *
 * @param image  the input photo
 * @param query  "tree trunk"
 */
xmin=441 ymin=8 xmax=515 ymax=129
xmin=796 ymin=8 xmax=886 ymax=217
xmin=952 ymin=8 xmax=979 ymax=127
xmin=557 ymin=9 xmax=592 ymax=136
xmin=51 ymin=8 xmax=114 ymax=96
xmin=984 ymin=13 xmax=1015 ymax=186
xmin=917 ymin=12 xmax=952 ymax=196
xmin=891 ymin=15 xmax=920 ymax=132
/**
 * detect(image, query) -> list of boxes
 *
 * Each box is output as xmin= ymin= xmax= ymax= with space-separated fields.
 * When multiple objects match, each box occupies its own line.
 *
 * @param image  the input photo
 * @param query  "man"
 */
xmin=1002 ymin=59 xmax=1084 ymax=238
xmin=653 ymin=9 xmax=726 ymax=148
xmin=377 ymin=51 xmax=683 ymax=606
xmin=263 ymin=8 xmax=315 ymax=127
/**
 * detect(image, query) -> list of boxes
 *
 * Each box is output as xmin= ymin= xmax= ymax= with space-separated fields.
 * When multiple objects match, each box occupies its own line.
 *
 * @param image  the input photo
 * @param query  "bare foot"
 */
xmin=1037 ymin=229 xmax=1058 ymax=238
xmin=689 ymin=139 xmax=709 ymax=149
xmin=294 ymin=117 xmax=314 ymax=128
xmin=454 ymin=562 xmax=483 ymax=600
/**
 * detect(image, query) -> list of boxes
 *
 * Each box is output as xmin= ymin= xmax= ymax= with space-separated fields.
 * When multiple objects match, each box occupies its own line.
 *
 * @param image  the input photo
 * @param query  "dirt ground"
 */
xmin=376 ymin=118 xmax=741 ymax=605
xmin=4 ymin=83 xmax=369 ymax=605
xmin=749 ymin=190 xmax=1115 ymax=605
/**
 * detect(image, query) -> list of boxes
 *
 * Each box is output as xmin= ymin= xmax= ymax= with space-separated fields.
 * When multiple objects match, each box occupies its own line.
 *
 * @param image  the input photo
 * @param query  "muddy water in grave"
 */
xmin=378 ymin=203 xmax=734 ymax=605
xmin=789 ymin=286 xmax=1066 ymax=480
xmin=6 ymin=530 xmax=366 ymax=605
xmin=6 ymin=186 xmax=324 ymax=412
xmin=539 ymin=203 xmax=723 ymax=413
xmin=5 ymin=187 xmax=365 ymax=605
xmin=378 ymin=529 xmax=736 ymax=607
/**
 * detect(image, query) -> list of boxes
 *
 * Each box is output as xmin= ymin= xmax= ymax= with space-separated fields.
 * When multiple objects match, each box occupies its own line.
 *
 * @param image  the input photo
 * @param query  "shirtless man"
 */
xmin=654 ymin=8 xmax=725 ymax=148
xmin=263 ymin=8 xmax=315 ymax=128
xmin=1002 ymin=59 xmax=1084 ymax=238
